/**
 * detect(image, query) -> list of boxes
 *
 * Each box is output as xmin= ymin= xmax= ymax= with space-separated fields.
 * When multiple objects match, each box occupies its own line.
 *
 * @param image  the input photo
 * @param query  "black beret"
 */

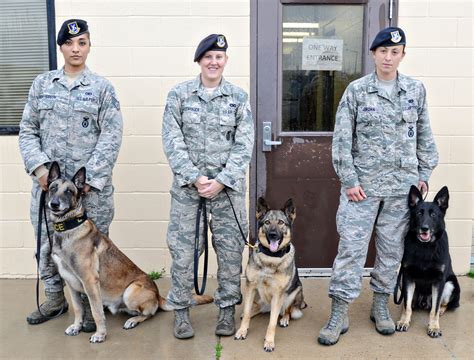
xmin=370 ymin=27 xmax=406 ymax=51
xmin=57 ymin=19 xmax=89 ymax=46
xmin=194 ymin=34 xmax=228 ymax=62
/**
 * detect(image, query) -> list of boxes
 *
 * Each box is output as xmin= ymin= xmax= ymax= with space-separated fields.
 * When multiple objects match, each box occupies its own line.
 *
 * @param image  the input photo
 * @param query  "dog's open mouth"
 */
xmin=418 ymin=231 xmax=432 ymax=242
xmin=269 ymin=240 xmax=280 ymax=252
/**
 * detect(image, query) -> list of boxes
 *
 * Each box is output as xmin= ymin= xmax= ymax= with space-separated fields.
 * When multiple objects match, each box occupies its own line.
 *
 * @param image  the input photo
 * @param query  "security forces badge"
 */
xmin=67 ymin=21 xmax=80 ymax=35
xmin=216 ymin=35 xmax=226 ymax=48
xmin=390 ymin=30 xmax=402 ymax=44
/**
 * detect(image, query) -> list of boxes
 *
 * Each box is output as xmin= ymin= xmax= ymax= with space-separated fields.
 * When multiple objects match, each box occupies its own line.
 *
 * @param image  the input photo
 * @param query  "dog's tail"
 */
xmin=157 ymin=294 xmax=214 ymax=311
xmin=193 ymin=294 xmax=214 ymax=305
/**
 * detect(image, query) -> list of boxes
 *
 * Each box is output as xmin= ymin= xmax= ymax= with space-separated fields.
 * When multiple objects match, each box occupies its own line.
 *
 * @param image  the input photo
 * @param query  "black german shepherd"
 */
xmin=395 ymin=185 xmax=460 ymax=338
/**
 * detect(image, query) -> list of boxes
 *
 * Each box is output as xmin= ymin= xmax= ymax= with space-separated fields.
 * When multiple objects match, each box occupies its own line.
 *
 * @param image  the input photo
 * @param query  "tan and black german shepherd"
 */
xmin=235 ymin=197 xmax=306 ymax=352
xmin=46 ymin=162 xmax=212 ymax=343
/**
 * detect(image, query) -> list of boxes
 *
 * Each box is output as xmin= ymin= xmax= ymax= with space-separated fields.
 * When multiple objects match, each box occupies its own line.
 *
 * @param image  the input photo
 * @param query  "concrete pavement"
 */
xmin=0 ymin=277 xmax=472 ymax=359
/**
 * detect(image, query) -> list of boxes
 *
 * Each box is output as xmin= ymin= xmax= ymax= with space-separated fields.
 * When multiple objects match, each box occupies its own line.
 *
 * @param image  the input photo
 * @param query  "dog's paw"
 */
xmin=279 ymin=317 xmax=289 ymax=328
xmin=427 ymin=326 xmax=442 ymax=338
xmin=89 ymin=332 xmax=106 ymax=343
xmin=263 ymin=338 xmax=275 ymax=352
xmin=65 ymin=324 xmax=81 ymax=336
xmin=123 ymin=319 xmax=138 ymax=330
xmin=234 ymin=328 xmax=248 ymax=340
xmin=396 ymin=321 xmax=410 ymax=332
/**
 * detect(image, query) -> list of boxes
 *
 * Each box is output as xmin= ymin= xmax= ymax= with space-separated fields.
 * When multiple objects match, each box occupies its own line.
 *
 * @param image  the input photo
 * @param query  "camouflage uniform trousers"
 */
xmin=328 ymin=190 xmax=410 ymax=303
xmin=30 ymin=182 xmax=115 ymax=293
xmin=166 ymin=185 xmax=247 ymax=309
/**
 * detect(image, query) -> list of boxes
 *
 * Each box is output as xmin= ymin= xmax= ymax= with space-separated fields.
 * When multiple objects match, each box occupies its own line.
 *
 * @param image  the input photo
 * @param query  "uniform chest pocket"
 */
xmin=401 ymin=110 xmax=417 ymax=140
xmin=182 ymin=111 xmax=201 ymax=124
xmin=356 ymin=112 xmax=380 ymax=136
xmin=74 ymin=102 xmax=99 ymax=132
xmin=402 ymin=110 xmax=417 ymax=123
xmin=37 ymin=100 xmax=55 ymax=119
xmin=219 ymin=115 xmax=237 ymax=143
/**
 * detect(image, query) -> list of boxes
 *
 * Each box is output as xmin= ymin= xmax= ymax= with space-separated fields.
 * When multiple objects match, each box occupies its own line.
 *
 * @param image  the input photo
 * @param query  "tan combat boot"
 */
xmin=26 ymin=290 xmax=68 ymax=325
xmin=318 ymin=297 xmax=349 ymax=346
xmin=215 ymin=305 xmax=236 ymax=336
xmin=173 ymin=308 xmax=194 ymax=339
xmin=370 ymin=292 xmax=395 ymax=335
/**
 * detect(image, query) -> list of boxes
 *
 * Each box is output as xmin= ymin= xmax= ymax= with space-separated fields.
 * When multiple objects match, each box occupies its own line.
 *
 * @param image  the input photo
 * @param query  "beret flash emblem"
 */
xmin=68 ymin=21 xmax=80 ymax=35
xmin=216 ymin=35 xmax=226 ymax=48
xmin=390 ymin=30 xmax=401 ymax=43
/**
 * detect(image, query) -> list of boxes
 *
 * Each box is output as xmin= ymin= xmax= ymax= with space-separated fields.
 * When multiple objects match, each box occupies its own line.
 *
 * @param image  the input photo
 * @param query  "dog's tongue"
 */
xmin=269 ymin=240 xmax=279 ymax=252
xmin=420 ymin=232 xmax=430 ymax=242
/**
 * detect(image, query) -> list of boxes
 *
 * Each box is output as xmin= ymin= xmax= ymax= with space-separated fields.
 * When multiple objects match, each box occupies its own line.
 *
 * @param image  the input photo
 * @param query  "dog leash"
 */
xmin=193 ymin=187 xmax=256 ymax=296
xmin=224 ymin=188 xmax=257 ymax=250
xmin=194 ymin=197 xmax=209 ymax=295
xmin=35 ymin=190 xmax=66 ymax=319
xmin=393 ymin=268 xmax=405 ymax=305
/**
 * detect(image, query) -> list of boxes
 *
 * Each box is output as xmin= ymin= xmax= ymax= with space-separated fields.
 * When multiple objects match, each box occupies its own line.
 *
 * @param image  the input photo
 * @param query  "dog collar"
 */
xmin=257 ymin=243 xmax=291 ymax=258
xmin=53 ymin=212 xmax=88 ymax=232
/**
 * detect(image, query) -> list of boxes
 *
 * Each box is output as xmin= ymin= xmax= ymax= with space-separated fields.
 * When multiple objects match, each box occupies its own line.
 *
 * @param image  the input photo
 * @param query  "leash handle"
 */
xmin=194 ymin=197 xmax=208 ymax=295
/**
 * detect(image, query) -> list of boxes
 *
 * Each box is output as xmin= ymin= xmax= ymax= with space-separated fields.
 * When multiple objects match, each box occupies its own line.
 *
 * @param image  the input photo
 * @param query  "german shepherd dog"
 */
xmin=235 ymin=198 xmax=306 ymax=352
xmin=395 ymin=185 xmax=460 ymax=338
xmin=46 ymin=162 xmax=212 ymax=343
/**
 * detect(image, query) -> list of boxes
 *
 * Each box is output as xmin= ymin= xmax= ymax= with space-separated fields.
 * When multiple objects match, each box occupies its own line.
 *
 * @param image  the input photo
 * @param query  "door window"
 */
xmin=281 ymin=5 xmax=364 ymax=132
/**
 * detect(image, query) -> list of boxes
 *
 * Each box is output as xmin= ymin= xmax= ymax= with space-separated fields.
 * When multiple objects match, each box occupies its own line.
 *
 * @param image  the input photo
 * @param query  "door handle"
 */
xmin=262 ymin=121 xmax=282 ymax=152
xmin=264 ymin=139 xmax=282 ymax=146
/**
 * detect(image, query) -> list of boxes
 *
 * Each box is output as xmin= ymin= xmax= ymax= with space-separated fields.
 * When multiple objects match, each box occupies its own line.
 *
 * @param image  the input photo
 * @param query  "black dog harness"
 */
xmin=52 ymin=212 xmax=88 ymax=232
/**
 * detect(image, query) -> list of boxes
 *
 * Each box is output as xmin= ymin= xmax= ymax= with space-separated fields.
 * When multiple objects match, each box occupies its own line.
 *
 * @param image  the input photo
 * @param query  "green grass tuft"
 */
xmin=468 ymin=268 xmax=474 ymax=279
xmin=148 ymin=268 xmax=166 ymax=281
xmin=215 ymin=340 xmax=223 ymax=360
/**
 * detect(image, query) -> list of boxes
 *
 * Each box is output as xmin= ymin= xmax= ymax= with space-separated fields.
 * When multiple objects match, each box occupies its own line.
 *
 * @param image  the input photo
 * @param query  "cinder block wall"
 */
xmin=0 ymin=0 xmax=471 ymax=277
xmin=398 ymin=0 xmax=473 ymax=273
xmin=0 ymin=0 xmax=250 ymax=278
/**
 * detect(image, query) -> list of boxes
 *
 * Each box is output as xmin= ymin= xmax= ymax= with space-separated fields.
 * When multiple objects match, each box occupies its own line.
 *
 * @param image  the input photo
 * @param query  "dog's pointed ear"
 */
xmin=47 ymin=162 xmax=61 ymax=184
xmin=283 ymin=198 xmax=296 ymax=224
xmin=433 ymin=186 xmax=449 ymax=212
xmin=408 ymin=185 xmax=422 ymax=209
xmin=71 ymin=167 xmax=86 ymax=190
xmin=256 ymin=197 xmax=269 ymax=220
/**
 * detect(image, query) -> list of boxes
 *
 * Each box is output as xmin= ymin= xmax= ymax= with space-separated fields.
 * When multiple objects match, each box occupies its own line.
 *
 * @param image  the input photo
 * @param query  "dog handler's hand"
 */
xmin=198 ymin=179 xmax=225 ymax=199
xmin=38 ymin=173 xmax=49 ymax=191
xmin=346 ymin=185 xmax=367 ymax=202
xmin=83 ymin=184 xmax=91 ymax=194
xmin=418 ymin=181 xmax=428 ymax=196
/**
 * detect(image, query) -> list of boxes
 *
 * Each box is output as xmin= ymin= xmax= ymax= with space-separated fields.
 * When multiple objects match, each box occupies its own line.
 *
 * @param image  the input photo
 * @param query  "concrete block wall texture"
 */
xmin=399 ymin=0 xmax=473 ymax=273
xmin=0 ymin=0 xmax=472 ymax=277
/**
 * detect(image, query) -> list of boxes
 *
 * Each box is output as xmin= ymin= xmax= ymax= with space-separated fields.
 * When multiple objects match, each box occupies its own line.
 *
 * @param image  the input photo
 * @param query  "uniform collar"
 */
xmin=192 ymin=75 xmax=232 ymax=96
xmin=367 ymin=71 xmax=406 ymax=94
xmin=52 ymin=66 xmax=92 ymax=87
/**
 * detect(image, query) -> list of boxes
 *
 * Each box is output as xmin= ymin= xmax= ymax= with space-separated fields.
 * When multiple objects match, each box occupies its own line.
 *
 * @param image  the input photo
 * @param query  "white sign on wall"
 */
xmin=302 ymin=38 xmax=343 ymax=71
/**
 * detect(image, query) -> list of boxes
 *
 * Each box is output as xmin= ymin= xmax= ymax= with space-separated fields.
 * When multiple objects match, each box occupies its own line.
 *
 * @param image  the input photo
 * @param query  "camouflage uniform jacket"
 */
xmin=332 ymin=71 xmax=438 ymax=197
xmin=162 ymin=76 xmax=254 ymax=193
xmin=19 ymin=67 xmax=123 ymax=190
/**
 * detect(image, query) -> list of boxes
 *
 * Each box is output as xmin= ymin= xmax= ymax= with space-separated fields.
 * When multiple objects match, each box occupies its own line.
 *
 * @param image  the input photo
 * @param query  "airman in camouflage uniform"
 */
xmin=318 ymin=27 xmax=438 ymax=345
xmin=162 ymin=34 xmax=254 ymax=339
xmin=18 ymin=19 xmax=122 ymax=328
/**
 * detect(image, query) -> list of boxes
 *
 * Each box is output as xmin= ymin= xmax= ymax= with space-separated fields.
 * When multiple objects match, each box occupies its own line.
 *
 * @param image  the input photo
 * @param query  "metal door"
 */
xmin=250 ymin=0 xmax=397 ymax=272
